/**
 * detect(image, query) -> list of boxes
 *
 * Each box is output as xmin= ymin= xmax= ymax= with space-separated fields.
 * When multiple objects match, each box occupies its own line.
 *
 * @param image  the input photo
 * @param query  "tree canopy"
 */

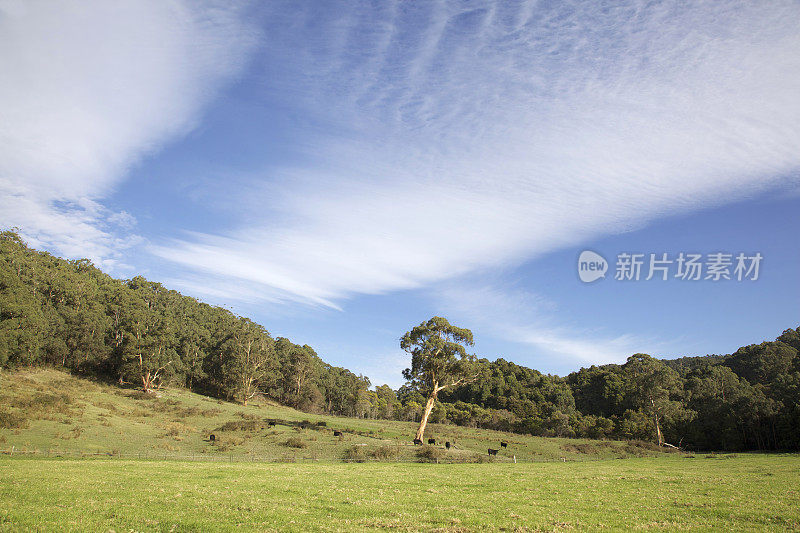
xmin=2 ymin=231 xmax=799 ymax=451
xmin=0 ymin=231 xmax=370 ymax=416
xmin=401 ymin=317 xmax=479 ymax=440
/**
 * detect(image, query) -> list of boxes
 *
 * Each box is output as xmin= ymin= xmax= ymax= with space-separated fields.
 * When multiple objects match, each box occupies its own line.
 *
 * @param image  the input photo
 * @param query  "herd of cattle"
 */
xmin=406 ymin=437 xmax=510 ymax=456
xmin=209 ymin=420 xmax=511 ymax=456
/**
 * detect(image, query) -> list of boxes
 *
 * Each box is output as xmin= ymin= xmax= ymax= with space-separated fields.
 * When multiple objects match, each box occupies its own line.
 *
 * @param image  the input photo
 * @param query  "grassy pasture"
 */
xmin=0 ymin=369 xmax=670 ymax=463
xmin=1 ymin=370 xmax=798 ymax=531
xmin=1 ymin=455 xmax=799 ymax=531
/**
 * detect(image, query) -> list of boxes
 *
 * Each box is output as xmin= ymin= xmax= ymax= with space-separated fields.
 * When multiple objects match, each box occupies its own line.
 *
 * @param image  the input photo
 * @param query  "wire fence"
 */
xmin=0 ymin=446 xmax=530 ymax=464
xmin=0 ymin=447 xmax=341 ymax=463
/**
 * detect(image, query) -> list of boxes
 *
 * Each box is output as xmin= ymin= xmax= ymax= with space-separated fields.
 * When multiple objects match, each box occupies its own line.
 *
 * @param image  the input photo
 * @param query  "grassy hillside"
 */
xmin=2 ymin=455 xmax=799 ymax=531
xmin=0 ymin=369 xmax=672 ymax=462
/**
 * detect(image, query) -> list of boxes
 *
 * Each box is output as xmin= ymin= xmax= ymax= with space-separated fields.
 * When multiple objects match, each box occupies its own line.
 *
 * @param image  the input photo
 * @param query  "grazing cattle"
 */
xmin=333 ymin=431 xmax=343 ymax=437
xmin=428 ymin=438 xmax=436 ymax=445
xmin=445 ymin=441 xmax=451 ymax=449
xmin=488 ymin=448 xmax=498 ymax=456
xmin=209 ymin=434 xmax=216 ymax=442
xmin=268 ymin=421 xmax=276 ymax=427
xmin=413 ymin=438 xmax=423 ymax=445
xmin=500 ymin=442 xmax=508 ymax=448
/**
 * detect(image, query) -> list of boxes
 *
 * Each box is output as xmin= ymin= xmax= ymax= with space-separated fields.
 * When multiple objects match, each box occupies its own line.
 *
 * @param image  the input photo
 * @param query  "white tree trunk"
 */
xmin=415 ymin=393 xmax=437 ymax=441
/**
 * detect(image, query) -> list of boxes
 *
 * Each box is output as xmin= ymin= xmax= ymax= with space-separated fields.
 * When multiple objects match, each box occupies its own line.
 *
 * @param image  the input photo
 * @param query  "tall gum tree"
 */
xmin=221 ymin=318 xmax=274 ymax=405
xmin=624 ymin=353 xmax=686 ymax=447
xmin=401 ymin=317 xmax=480 ymax=441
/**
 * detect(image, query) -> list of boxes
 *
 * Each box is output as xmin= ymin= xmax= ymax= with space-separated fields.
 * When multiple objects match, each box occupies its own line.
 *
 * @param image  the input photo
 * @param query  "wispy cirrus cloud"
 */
xmin=154 ymin=0 xmax=800 ymax=310
xmin=0 ymin=0 xmax=256 ymax=266
xmin=435 ymin=281 xmax=658 ymax=367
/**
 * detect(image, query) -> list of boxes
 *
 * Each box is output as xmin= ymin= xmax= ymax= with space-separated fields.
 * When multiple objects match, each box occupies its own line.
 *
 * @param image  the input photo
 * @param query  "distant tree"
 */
xmin=623 ymin=354 xmax=687 ymax=447
xmin=401 ymin=317 xmax=480 ymax=441
xmin=276 ymin=340 xmax=319 ymax=409
xmin=373 ymin=384 xmax=399 ymax=419
xmin=0 ymin=232 xmax=49 ymax=366
xmin=117 ymin=282 xmax=177 ymax=392
xmin=221 ymin=318 xmax=274 ymax=405
xmin=777 ymin=327 xmax=800 ymax=354
xmin=568 ymin=365 xmax=626 ymax=418
xmin=726 ymin=341 xmax=798 ymax=386
xmin=683 ymin=364 xmax=755 ymax=450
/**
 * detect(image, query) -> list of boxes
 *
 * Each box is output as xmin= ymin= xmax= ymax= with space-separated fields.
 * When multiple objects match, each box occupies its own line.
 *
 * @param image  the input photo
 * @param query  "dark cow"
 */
xmin=333 ymin=431 xmax=343 ymax=437
xmin=209 ymin=434 xmax=216 ymax=442
xmin=428 ymin=438 xmax=436 ymax=445
xmin=488 ymin=448 xmax=498 ymax=456
xmin=445 ymin=441 xmax=451 ymax=449
xmin=413 ymin=438 xmax=423 ymax=445
xmin=268 ymin=421 xmax=276 ymax=427
xmin=500 ymin=441 xmax=508 ymax=448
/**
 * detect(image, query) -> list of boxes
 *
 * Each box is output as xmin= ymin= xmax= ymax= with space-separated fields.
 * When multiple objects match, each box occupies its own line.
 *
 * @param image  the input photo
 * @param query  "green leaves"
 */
xmin=0 ymin=231 xmax=370 ymax=413
xmin=401 ymin=316 xmax=477 ymax=394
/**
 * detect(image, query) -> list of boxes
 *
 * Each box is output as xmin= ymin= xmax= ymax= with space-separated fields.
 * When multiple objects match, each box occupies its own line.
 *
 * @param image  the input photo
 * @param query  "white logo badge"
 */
xmin=578 ymin=250 xmax=607 ymax=283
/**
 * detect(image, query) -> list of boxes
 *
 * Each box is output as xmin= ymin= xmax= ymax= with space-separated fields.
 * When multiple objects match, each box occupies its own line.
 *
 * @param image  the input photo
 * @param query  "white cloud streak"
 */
xmin=0 ymin=0 xmax=256 ymax=265
xmin=436 ymin=282 xmax=654 ymax=367
xmin=155 ymin=0 xmax=800 ymax=310
xmin=3 ymin=0 xmax=797 ymax=366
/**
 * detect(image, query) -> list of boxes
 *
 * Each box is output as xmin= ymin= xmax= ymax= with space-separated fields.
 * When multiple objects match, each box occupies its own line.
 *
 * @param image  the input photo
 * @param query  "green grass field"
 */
xmin=1 ymin=455 xmax=799 ymax=531
xmin=1 ymin=370 xmax=799 ymax=531
xmin=0 ymin=370 xmax=672 ymax=463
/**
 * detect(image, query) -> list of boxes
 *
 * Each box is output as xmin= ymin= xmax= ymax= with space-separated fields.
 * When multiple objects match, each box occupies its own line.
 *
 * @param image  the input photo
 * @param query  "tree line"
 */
xmin=0 ymin=231 xmax=371 ymax=416
xmin=2 ymin=231 xmax=798 ymax=450
xmin=441 ymin=335 xmax=799 ymax=451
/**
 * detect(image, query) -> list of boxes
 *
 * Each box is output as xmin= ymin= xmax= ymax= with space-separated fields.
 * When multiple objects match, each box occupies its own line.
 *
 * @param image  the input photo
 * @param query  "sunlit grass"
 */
xmin=1 ymin=455 xmax=798 ymax=531
xmin=0 ymin=369 xmax=669 ymax=463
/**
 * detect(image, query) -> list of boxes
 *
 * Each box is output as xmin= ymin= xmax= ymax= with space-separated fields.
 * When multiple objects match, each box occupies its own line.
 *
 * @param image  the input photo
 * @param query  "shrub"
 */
xmin=7 ymin=392 xmax=75 ymax=421
xmin=0 ymin=409 xmax=28 ymax=429
xmin=416 ymin=445 xmax=445 ymax=463
xmin=628 ymin=439 xmax=661 ymax=452
xmin=342 ymin=446 xmax=367 ymax=462
xmin=561 ymin=442 xmax=599 ymax=455
xmin=164 ymin=422 xmax=195 ymax=437
xmin=622 ymin=444 xmax=649 ymax=457
xmin=216 ymin=420 xmax=260 ymax=432
xmin=284 ymin=437 xmax=307 ymax=449
xmin=94 ymin=401 xmax=117 ymax=413
xmin=370 ymin=446 xmax=399 ymax=460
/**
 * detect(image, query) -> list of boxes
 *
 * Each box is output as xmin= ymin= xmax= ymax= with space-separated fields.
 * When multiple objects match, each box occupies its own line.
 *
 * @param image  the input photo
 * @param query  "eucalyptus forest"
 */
xmin=1 ymin=230 xmax=798 ymax=452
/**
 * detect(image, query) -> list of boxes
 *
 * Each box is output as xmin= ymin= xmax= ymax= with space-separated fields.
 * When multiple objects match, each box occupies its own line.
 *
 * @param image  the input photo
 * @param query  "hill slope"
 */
xmin=0 ymin=369 xmax=671 ymax=462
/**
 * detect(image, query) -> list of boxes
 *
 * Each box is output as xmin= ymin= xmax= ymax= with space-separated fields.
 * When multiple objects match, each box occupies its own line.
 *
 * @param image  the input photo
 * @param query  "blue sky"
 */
xmin=2 ymin=1 xmax=798 ymax=388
